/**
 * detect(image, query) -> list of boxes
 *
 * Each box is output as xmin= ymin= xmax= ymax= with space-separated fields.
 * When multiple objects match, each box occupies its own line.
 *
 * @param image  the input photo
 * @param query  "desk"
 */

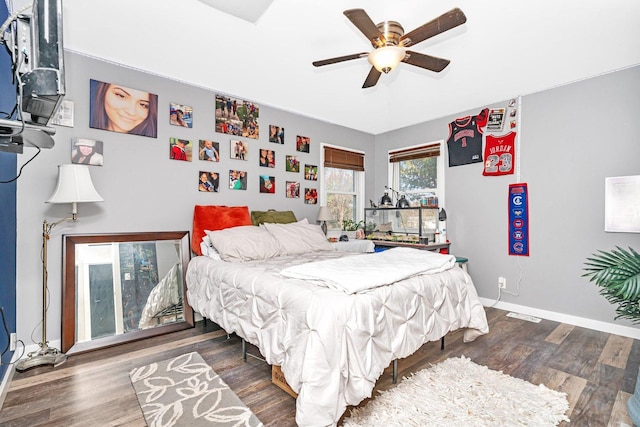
xmin=331 ymin=240 xmax=375 ymax=253
xmin=371 ymin=240 xmax=450 ymax=253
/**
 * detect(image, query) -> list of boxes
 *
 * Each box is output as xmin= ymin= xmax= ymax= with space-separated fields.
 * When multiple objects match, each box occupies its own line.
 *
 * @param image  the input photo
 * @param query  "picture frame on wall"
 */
xmin=486 ymin=108 xmax=506 ymax=132
xmin=169 ymin=138 xmax=192 ymax=161
xmin=215 ymin=94 xmax=259 ymax=139
xmin=259 ymin=175 xmax=275 ymax=193
xmin=286 ymin=155 xmax=300 ymax=172
xmin=286 ymin=181 xmax=300 ymax=198
xmin=199 ymin=140 xmax=220 ymax=162
xmin=259 ymin=149 xmax=275 ymax=168
xmin=89 ymin=79 xmax=158 ymax=138
xmin=71 ymin=137 xmax=103 ymax=166
xmin=231 ymin=139 xmax=247 ymax=160
xmin=296 ymin=135 xmax=310 ymax=153
xmin=229 ymin=170 xmax=247 ymax=190
xmin=304 ymin=164 xmax=317 ymax=180
xmin=198 ymin=171 xmax=219 ymax=192
xmin=170 ymin=102 xmax=193 ymax=128
xmin=304 ymin=188 xmax=318 ymax=204
xmin=269 ymin=124 xmax=284 ymax=144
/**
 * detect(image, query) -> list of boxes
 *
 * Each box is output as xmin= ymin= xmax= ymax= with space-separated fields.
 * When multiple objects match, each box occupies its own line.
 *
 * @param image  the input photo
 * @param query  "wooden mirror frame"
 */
xmin=62 ymin=231 xmax=194 ymax=355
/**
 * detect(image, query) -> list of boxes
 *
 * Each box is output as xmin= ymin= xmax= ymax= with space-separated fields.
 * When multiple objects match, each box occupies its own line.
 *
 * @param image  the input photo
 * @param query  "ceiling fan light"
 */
xmin=368 ymin=46 xmax=406 ymax=74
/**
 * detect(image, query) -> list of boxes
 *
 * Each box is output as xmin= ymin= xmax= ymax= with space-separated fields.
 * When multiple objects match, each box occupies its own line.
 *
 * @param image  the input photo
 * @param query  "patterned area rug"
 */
xmin=130 ymin=352 xmax=263 ymax=427
xmin=343 ymin=356 xmax=570 ymax=426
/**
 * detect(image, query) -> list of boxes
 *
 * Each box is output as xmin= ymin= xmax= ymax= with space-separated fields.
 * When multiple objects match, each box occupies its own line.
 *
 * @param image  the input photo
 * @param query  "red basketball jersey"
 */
xmin=483 ymin=132 xmax=516 ymax=176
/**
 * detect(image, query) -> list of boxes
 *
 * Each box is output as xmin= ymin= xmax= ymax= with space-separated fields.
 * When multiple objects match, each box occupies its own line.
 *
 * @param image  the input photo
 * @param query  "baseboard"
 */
xmin=0 ymin=351 xmax=19 ymax=411
xmin=480 ymin=298 xmax=640 ymax=340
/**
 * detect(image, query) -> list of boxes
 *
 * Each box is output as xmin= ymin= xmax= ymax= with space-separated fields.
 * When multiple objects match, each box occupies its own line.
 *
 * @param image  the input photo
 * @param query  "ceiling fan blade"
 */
xmin=313 ymin=52 xmax=368 ymax=67
xmin=399 ymin=7 xmax=466 ymax=47
xmin=403 ymin=51 xmax=451 ymax=72
xmin=344 ymin=9 xmax=386 ymax=47
xmin=362 ymin=67 xmax=382 ymax=88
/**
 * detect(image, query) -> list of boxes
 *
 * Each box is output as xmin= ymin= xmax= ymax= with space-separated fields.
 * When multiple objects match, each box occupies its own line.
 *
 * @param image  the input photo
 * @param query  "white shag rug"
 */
xmin=342 ymin=356 xmax=570 ymax=427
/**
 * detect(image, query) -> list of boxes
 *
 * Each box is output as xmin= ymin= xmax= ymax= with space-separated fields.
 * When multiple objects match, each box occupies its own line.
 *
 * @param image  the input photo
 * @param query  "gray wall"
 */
xmin=373 ymin=65 xmax=640 ymax=334
xmin=15 ymin=51 xmax=375 ymax=348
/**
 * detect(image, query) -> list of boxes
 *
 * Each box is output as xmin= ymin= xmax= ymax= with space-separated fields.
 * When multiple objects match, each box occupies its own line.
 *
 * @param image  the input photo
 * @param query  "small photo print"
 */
xmin=296 ymin=135 xmax=310 ymax=153
xmin=169 ymin=138 xmax=192 ymax=161
xmin=269 ymin=124 xmax=284 ymax=144
xmin=199 ymin=139 xmax=220 ymax=162
xmin=304 ymin=188 xmax=318 ymax=204
xmin=229 ymin=169 xmax=247 ymax=190
xmin=51 ymin=99 xmax=74 ymax=127
xmin=170 ymin=103 xmax=193 ymax=128
xmin=259 ymin=148 xmax=275 ymax=168
xmin=259 ymin=175 xmax=275 ymax=194
xmin=304 ymin=164 xmax=317 ymax=181
xmin=198 ymin=171 xmax=219 ymax=192
xmin=286 ymin=155 xmax=300 ymax=173
xmin=231 ymin=139 xmax=248 ymax=160
xmin=286 ymin=181 xmax=300 ymax=198
xmin=71 ymin=137 xmax=103 ymax=166
xmin=215 ymin=94 xmax=259 ymax=139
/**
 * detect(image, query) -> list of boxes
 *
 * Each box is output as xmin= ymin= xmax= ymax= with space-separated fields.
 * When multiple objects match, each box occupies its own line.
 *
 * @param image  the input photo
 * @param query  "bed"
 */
xmin=185 ymin=205 xmax=489 ymax=427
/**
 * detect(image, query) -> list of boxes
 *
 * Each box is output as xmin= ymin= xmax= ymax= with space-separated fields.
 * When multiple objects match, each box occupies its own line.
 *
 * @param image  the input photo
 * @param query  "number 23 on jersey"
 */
xmin=483 ymin=132 xmax=516 ymax=176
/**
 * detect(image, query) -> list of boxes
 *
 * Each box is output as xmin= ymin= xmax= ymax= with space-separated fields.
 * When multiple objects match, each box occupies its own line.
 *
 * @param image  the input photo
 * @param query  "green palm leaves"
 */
xmin=583 ymin=247 xmax=640 ymax=323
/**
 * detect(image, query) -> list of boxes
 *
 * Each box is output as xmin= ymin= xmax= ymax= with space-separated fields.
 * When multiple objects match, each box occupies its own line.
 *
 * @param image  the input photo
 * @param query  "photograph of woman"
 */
xmin=90 ymin=79 xmax=158 ymax=138
xmin=71 ymin=138 xmax=104 ymax=166
xmin=170 ymin=103 xmax=193 ymax=128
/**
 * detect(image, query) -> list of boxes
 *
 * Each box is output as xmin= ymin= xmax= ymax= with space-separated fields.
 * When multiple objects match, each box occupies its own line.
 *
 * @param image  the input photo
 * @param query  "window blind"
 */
xmin=389 ymin=143 xmax=440 ymax=163
xmin=324 ymin=146 xmax=364 ymax=171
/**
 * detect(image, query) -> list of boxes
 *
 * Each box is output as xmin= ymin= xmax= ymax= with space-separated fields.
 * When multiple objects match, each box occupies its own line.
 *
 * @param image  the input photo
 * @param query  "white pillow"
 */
xmin=261 ymin=222 xmax=335 ymax=255
xmin=205 ymin=226 xmax=281 ymax=261
xmin=200 ymin=234 xmax=222 ymax=260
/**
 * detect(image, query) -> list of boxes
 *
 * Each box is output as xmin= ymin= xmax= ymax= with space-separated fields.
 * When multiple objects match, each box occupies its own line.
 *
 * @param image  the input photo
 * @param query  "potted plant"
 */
xmin=341 ymin=219 xmax=364 ymax=240
xmin=583 ymin=246 xmax=640 ymax=424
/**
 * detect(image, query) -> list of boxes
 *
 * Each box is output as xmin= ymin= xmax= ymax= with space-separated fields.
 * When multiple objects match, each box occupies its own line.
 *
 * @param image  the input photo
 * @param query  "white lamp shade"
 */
xmin=367 ymin=46 xmax=406 ymax=73
xmin=317 ymin=206 xmax=332 ymax=222
xmin=46 ymin=164 xmax=104 ymax=204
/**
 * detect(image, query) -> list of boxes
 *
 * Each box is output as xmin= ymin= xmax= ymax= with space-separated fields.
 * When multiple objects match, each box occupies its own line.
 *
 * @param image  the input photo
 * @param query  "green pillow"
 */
xmin=251 ymin=210 xmax=298 ymax=226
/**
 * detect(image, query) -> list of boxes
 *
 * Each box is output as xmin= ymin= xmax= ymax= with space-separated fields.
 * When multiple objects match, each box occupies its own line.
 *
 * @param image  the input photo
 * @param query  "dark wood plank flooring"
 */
xmin=0 ymin=307 xmax=637 ymax=426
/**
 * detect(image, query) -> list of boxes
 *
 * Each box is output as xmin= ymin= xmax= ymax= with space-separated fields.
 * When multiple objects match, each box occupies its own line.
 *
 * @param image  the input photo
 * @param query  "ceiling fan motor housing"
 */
xmin=372 ymin=21 xmax=404 ymax=47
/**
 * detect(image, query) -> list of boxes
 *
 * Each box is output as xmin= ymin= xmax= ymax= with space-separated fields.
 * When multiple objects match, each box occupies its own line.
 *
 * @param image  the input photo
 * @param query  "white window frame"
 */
xmin=320 ymin=143 xmax=365 ymax=229
xmin=388 ymin=140 xmax=445 ymax=208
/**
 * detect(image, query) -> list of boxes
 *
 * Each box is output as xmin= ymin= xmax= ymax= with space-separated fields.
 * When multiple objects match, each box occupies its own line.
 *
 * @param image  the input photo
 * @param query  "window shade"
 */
xmin=389 ymin=143 xmax=440 ymax=163
xmin=324 ymin=146 xmax=364 ymax=171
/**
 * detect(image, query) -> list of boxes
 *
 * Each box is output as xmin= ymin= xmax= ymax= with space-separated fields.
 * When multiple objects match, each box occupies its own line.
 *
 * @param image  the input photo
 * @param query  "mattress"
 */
xmin=186 ymin=251 xmax=488 ymax=426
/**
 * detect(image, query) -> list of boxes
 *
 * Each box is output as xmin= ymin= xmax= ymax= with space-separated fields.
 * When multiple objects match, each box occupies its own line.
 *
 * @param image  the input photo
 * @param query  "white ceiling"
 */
xmin=12 ymin=0 xmax=640 ymax=134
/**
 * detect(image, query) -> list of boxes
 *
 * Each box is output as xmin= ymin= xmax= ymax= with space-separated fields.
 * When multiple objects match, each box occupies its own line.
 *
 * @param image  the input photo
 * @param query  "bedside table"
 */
xmin=331 ymin=240 xmax=375 ymax=253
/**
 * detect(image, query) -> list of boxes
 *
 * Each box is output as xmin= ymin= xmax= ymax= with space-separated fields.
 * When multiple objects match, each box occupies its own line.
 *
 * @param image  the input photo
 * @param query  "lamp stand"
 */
xmin=321 ymin=221 xmax=328 ymax=235
xmin=16 ymin=216 xmax=74 ymax=371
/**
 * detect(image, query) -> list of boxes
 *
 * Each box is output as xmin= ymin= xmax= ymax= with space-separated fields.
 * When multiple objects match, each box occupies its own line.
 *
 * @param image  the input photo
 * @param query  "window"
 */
xmin=389 ymin=141 xmax=444 ymax=207
xmin=321 ymin=145 xmax=365 ymax=231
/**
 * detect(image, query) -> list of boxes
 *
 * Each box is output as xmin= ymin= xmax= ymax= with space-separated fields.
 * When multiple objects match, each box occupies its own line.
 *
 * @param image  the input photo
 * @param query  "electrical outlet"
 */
xmin=10 ymin=333 xmax=17 ymax=351
xmin=498 ymin=277 xmax=507 ymax=289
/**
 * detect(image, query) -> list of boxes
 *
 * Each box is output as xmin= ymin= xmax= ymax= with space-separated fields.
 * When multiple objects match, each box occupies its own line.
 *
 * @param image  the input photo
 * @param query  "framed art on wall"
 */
xmin=198 ymin=171 xmax=219 ymax=192
xmin=231 ymin=140 xmax=247 ymax=160
xmin=215 ymin=94 xmax=259 ymax=139
xmin=89 ymin=79 xmax=158 ymax=138
xmin=605 ymin=175 xmax=640 ymax=233
xmin=170 ymin=103 xmax=193 ymax=128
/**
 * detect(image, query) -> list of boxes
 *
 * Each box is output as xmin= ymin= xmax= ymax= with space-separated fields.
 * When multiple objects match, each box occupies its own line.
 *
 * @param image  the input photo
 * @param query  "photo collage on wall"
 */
xmin=85 ymin=81 xmax=320 ymax=200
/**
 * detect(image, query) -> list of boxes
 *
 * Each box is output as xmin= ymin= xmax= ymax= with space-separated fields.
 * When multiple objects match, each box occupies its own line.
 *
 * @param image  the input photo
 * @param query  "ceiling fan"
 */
xmin=312 ymin=8 xmax=467 ymax=88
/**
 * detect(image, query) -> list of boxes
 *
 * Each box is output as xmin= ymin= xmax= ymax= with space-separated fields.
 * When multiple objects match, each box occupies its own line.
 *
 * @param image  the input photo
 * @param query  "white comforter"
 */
xmin=186 ymin=250 xmax=488 ymax=427
xmin=280 ymin=247 xmax=456 ymax=293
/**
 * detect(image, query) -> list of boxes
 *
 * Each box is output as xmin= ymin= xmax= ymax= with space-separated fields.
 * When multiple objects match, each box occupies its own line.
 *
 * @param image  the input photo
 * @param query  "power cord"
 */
xmin=0 ymin=306 xmax=26 ymax=366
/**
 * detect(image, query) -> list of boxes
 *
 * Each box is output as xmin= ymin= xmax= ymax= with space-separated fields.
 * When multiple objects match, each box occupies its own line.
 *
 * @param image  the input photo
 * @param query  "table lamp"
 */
xmin=16 ymin=164 xmax=103 ymax=371
xmin=317 ymin=206 xmax=332 ymax=235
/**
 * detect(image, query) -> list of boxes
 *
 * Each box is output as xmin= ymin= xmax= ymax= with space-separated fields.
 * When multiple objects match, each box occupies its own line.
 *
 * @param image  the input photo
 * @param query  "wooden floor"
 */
xmin=0 ymin=307 xmax=637 ymax=426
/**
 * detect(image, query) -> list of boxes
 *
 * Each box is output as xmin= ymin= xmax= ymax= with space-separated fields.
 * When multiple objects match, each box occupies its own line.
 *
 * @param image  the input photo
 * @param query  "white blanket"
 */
xmin=279 ymin=247 xmax=456 ymax=294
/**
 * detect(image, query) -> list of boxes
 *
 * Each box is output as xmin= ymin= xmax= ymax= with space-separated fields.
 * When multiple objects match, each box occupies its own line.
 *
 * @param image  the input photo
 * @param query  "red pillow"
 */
xmin=191 ymin=205 xmax=252 ymax=255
